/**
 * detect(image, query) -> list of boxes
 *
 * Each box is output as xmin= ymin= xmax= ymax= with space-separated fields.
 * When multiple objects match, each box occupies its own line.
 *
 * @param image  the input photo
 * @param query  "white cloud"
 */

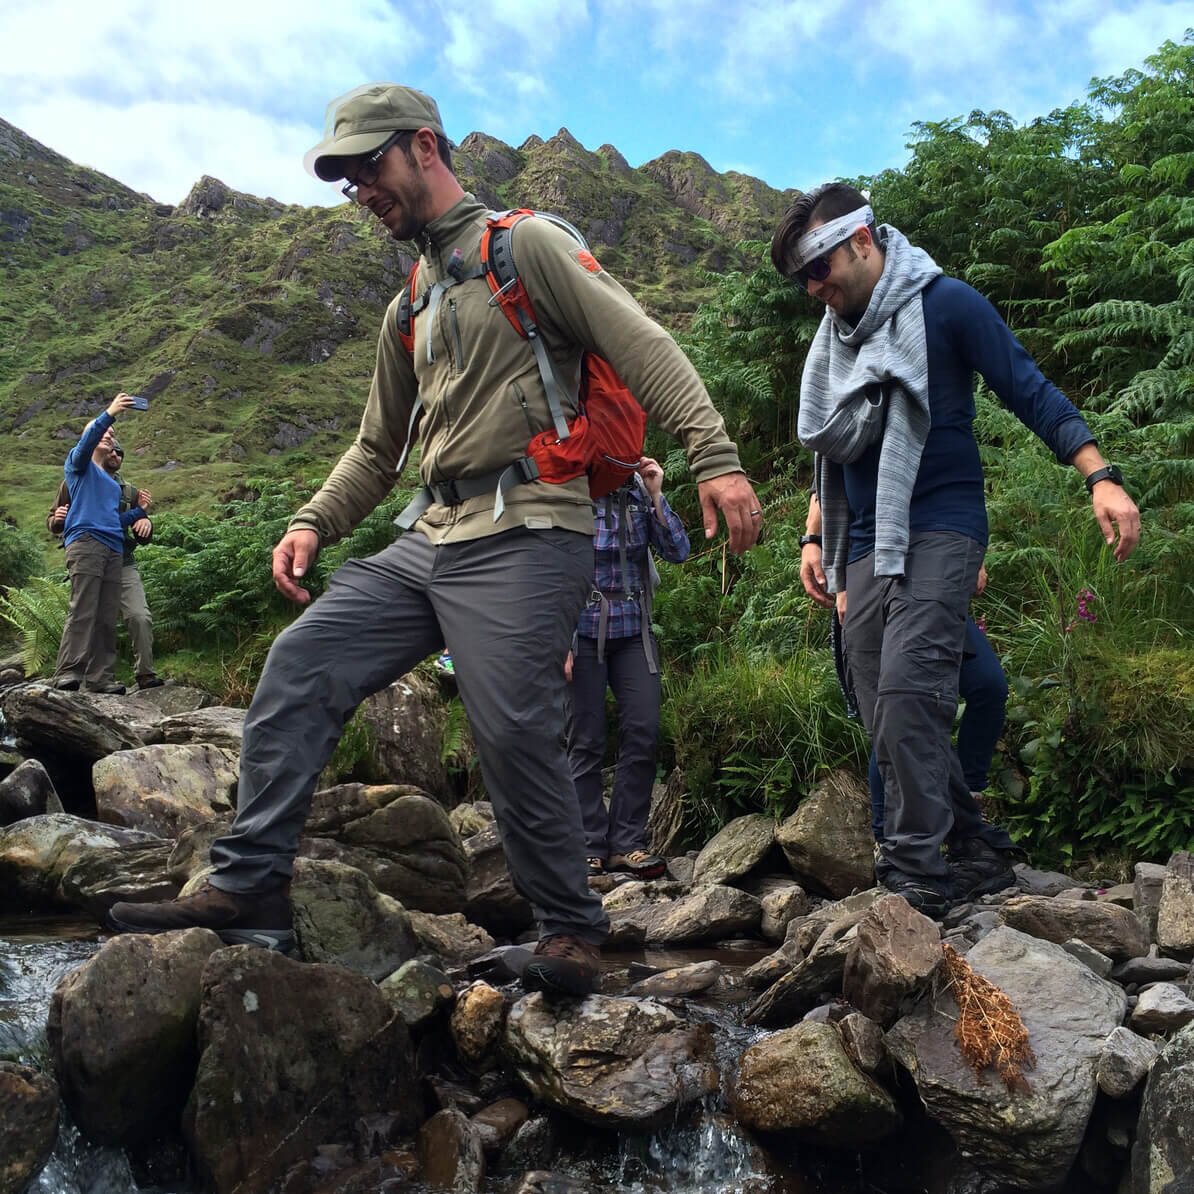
xmin=1085 ymin=2 xmax=1191 ymax=74
xmin=867 ymin=0 xmax=1024 ymax=75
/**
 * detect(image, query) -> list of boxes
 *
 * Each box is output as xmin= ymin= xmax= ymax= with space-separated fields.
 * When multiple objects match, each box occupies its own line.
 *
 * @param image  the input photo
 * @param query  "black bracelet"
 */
xmin=799 ymin=533 xmax=823 ymax=549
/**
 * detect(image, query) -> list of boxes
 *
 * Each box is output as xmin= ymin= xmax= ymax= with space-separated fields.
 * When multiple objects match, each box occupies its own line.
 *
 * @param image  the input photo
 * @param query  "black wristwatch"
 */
xmin=1084 ymin=465 xmax=1124 ymax=493
xmin=799 ymin=533 xmax=823 ymax=550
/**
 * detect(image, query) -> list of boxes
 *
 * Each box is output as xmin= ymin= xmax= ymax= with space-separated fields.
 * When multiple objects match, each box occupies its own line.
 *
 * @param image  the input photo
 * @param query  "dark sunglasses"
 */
xmin=791 ymin=234 xmax=854 ymax=288
xmin=341 ymin=131 xmax=408 ymax=201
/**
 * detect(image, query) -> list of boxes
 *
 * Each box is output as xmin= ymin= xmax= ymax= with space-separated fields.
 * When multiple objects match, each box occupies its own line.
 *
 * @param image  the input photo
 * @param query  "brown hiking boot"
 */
xmin=522 ymin=935 xmax=600 ymax=996
xmin=108 ymin=880 xmax=295 ymax=953
xmin=607 ymin=850 xmax=667 ymax=880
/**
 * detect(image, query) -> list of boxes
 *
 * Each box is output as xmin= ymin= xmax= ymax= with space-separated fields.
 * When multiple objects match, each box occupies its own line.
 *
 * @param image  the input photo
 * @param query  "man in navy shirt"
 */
xmin=772 ymin=183 xmax=1140 ymax=917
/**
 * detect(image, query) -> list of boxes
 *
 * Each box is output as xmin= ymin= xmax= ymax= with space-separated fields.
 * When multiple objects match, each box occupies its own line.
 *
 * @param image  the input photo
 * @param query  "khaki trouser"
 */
xmin=96 ymin=563 xmax=155 ymax=682
xmin=54 ymin=535 xmax=123 ymax=687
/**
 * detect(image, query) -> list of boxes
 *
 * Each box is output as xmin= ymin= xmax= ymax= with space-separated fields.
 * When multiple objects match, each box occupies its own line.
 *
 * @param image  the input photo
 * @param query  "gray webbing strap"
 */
xmin=394 ymin=397 xmax=423 ymax=477
xmin=522 ymin=319 xmax=573 ymax=441
xmin=595 ymin=593 xmax=611 ymax=664
xmin=394 ymin=487 xmax=432 ymax=531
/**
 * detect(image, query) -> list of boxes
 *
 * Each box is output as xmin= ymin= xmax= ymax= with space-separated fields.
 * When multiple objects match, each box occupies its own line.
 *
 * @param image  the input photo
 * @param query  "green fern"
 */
xmin=0 ymin=576 xmax=70 ymax=676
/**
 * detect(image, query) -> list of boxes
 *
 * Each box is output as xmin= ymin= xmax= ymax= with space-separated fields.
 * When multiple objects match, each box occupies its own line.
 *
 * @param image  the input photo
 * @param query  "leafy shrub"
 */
xmin=0 ymin=524 xmax=46 ymax=593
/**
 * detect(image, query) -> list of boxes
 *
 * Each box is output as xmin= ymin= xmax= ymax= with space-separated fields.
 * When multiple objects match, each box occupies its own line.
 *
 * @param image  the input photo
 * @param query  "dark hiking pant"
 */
xmin=209 ymin=528 xmax=609 ymax=944
xmin=54 ymin=535 xmax=123 ymax=687
xmin=844 ymin=532 xmax=1013 ymax=880
xmin=567 ymin=633 xmax=661 ymax=859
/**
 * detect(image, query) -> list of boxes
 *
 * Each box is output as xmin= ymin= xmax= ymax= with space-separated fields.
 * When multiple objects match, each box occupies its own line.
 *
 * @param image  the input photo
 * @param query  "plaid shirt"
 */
xmin=577 ymin=479 xmax=690 ymax=641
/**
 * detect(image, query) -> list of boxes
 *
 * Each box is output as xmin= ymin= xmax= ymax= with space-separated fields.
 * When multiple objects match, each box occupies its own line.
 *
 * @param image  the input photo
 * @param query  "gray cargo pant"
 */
xmin=54 ymin=535 xmax=123 ymax=687
xmin=209 ymin=527 xmax=610 ymax=944
xmin=97 ymin=563 xmax=155 ymax=684
xmin=844 ymin=532 xmax=1013 ymax=879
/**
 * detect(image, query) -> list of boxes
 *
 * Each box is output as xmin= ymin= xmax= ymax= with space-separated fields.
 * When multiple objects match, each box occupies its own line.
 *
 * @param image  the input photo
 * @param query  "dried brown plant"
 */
xmin=938 ymin=943 xmax=1036 ymax=1093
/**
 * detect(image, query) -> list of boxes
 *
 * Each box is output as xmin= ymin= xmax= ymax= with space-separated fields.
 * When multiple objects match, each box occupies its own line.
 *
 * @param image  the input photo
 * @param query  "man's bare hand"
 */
xmin=1092 ymin=484 xmax=1141 ymax=562
xmin=836 ymin=589 xmax=848 ymax=623
xmin=564 ymin=650 xmax=573 ymax=683
xmin=272 ymin=528 xmax=320 ymax=605
xmin=696 ymin=472 xmax=762 ymax=555
xmin=975 ymin=564 xmax=988 ymax=596
xmin=800 ymin=543 xmax=834 ymax=609
xmin=52 ymin=504 xmax=70 ymax=524
xmin=106 ymin=393 xmax=136 ymax=417
xmin=137 ymin=489 xmax=152 ymax=510
xmin=132 ymin=518 xmax=152 ymax=541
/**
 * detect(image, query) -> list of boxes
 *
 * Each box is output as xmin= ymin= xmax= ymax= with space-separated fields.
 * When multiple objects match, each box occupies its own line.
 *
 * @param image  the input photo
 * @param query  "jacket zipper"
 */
xmin=513 ymin=382 xmax=537 ymax=435
xmin=448 ymin=298 xmax=465 ymax=372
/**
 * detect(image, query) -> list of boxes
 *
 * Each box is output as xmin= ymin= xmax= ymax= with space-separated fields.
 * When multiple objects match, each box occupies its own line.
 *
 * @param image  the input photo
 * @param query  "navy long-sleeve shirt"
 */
xmin=843 ymin=276 xmax=1095 ymax=562
xmin=62 ymin=412 xmax=146 ymax=554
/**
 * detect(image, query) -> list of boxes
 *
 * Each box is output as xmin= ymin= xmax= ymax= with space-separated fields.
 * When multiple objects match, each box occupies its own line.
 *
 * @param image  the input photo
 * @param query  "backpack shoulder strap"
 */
xmin=396 ymin=261 xmax=423 ymax=355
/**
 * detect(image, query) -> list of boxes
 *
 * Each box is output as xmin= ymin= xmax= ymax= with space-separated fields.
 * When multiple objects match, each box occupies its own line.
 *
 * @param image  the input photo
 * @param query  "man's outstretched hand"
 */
xmin=272 ymin=528 xmax=320 ymax=605
xmin=697 ymin=472 xmax=763 ymax=555
xmin=1092 ymin=484 xmax=1141 ymax=562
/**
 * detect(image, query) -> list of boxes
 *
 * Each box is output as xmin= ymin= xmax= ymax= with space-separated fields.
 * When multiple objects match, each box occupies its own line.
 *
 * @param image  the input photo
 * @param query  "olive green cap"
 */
xmin=304 ymin=83 xmax=446 ymax=181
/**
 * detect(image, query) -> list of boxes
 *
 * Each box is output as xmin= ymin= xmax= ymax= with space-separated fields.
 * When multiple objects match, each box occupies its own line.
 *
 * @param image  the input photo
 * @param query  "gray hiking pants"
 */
xmin=209 ymin=528 xmax=609 ymax=944
xmin=121 ymin=563 xmax=155 ymax=680
xmin=844 ymin=532 xmax=1013 ymax=879
xmin=54 ymin=535 xmax=123 ymax=687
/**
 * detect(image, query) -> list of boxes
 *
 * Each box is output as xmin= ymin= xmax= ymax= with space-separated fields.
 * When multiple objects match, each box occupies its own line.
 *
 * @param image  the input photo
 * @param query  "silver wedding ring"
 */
xmin=749 ymin=509 xmax=761 ymax=517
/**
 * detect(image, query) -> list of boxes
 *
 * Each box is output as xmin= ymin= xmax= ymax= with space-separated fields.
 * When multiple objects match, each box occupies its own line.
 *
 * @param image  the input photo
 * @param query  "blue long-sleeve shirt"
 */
xmin=843 ymin=276 xmax=1095 ymax=562
xmin=577 ymin=480 xmax=690 ymax=640
xmin=62 ymin=412 xmax=146 ymax=554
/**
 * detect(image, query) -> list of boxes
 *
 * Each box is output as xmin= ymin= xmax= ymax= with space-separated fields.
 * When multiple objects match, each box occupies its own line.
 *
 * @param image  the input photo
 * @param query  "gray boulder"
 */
xmin=183 ymin=946 xmax=417 ymax=1194
xmin=0 ymin=682 xmax=163 ymax=760
xmin=58 ymin=839 xmax=178 ymax=921
xmin=692 ymin=814 xmax=775 ymax=885
xmin=464 ymin=822 xmax=533 ymax=936
xmin=887 ymin=926 xmax=1127 ymax=1190
xmin=46 ymin=929 xmax=221 ymax=1144
xmin=731 ymin=1021 xmax=901 ymax=1146
xmin=0 ymin=758 xmax=61 ymax=824
xmin=1156 ymin=852 xmax=1194 ymax=960
xmin=157 ymin=705 xmax=246 ymax=750
xmin=1130 ymin=1021 xmax=1194 ymax=1192
xmin=1000 ymin=894 xmax=1149 ymax=961
xmin=1097 ymin=1026 xmax=1159 ymax=1098
xmin=775 ymin=770 xmax=873 ymax=898
xmin=1134 ymin=861 xmax=1169 ymax=942
xmin=1130 ymin=983 xmax=1194 ymax=1035
xmin=745 ymin=923 xmax=858 ymax=1027
xmin=0 ymin=1061 xmax=59 ymax=1194
xmin=417 ymin=1108 xmax=486 ymax=1193
xmin=504 ymin=993 xmax=718 ymax=1128
xmin=605 ymin=883 xmax=761 ymax=946
xmin=359 ymin=671 xmax=453 ymax=802
xmin=93 ymin=743 xmax=239 ymax=838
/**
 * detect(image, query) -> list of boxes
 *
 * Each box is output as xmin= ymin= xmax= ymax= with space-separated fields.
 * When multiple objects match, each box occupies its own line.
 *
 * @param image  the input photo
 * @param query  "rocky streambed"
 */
xmin=1 ymin=676 xmax=1193 ymax=1194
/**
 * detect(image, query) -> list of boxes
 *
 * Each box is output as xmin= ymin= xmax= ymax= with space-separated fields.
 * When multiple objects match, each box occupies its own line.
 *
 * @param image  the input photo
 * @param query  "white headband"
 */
xmin=792 ymin=205 xmax=874 ymax=270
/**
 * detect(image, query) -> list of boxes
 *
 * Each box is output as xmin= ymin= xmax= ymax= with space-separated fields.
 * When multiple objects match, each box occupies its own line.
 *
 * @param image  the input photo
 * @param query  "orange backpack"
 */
xmin=394 ymin=210 xmax=646 ymax=527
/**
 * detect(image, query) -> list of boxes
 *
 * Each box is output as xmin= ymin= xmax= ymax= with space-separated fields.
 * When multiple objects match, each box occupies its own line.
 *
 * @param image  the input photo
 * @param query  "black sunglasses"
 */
xmin=791 ymin=233 xmax=854 ymax=288
xmin=341 ymin=131 xmax=408 ymax=201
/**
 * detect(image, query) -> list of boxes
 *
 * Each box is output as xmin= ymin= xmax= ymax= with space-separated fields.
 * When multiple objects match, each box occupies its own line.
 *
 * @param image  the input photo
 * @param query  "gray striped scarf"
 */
xmin=797 ymin=225 xmax=942 ymax=591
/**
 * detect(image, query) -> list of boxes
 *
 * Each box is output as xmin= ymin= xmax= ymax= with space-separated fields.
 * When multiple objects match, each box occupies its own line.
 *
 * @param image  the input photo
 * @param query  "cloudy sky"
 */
xmin=1 ymin=1 xmax=1188 ymax=207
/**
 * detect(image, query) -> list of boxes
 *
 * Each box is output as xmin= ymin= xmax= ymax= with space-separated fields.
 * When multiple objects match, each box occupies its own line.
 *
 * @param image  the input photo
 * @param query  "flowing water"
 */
xmin=1 ymin=924 xmax=910 ymax=1194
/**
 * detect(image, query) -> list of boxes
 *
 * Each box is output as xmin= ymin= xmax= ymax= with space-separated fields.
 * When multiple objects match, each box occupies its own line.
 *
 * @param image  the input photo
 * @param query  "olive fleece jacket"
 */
xmin=289 ymin=194 xmax=742 ymax=547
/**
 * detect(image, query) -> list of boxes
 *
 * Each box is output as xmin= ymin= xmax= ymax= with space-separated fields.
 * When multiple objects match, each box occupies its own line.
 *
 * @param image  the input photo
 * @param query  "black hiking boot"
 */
xmin=108 ymin=880 xmax=295 ymax=953
xmin=948 ymin=838 xmax=1019 ymax=901
xmin=521 ymin=935 xmax=601 ymax=996
xmin=87 ymin=681 xmax=127 ymax=695
xmin=53 ymin=676 xmax=81 ymax=691
xmin=877 ymin=868 xmax=957 ymax=920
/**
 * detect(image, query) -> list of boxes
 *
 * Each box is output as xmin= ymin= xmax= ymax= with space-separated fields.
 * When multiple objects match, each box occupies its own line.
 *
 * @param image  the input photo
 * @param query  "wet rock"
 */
xmin=1061 ymin=937 xmax=1114 ymax=978
xmin=732 ymin=1021 xmax=901 ymax=1146
xmin=1134 ymin=862 xmax=1169 ymax=942
xmin=417 ymin=1108 xmax=485 ymax=1192
xmin=1000 ymin=894 xmax=1149 ymax=961
xmin=451 ymin=981 xmax=507 ymax=1064
xmin=887 ymin=926 xmax=1127 ymax=1190
xmin=463 ymin=823 xmax=533 ymax=936
xmin=511 ymin=1174 xmax=587 ymax=1194
xmin=504 ymin=993 xmax=718 ymax=1128
xmin=292 ymin=857 xmax=418 ymax=980
xmin=157 ymin=706 xmax=246 ymax=751
xmin=836 ymin=1012 xmax=888 ymax=1074
xmin=470 ymin=1097 xmax=529 ymax=1155
xmin=408 ymin=909 xmax=495 ymax=964
xmin=380 ymin=959 xmax=454 ymax=1029
xmin=788 ymin=887 xmax=885 ymax=955
xmin=744 ymin=924 xmax=858 ymax=1027
xmin=692 ymin=813 xmax=774 ymax=885
xmin=47 ymin=929 xmax=221 ymax=1143
xmin=1112 ymin=953 xmax=1191 ymax=986
xmin=1156 ymin=853 xmax=1194 ymax=960
xmin=302 ymin=784 xmax=468 ymax=914
xmin=93 ymin=743 xmax=239 ymax=838
xmin=842 ymin=894 xmax=942 ymax=1027
xmin=0 ymin=813 xmax=162 ymax=911
xmin=496 ymin=1115 xmax=556 ymax=1174
xmin=0 ymin=1061 xmax=59 ymax=1193
xmin=627 ymin=959 xmax=722 ymax=997
xmin=758 ymin=881 xmax=811 ymax=942
xmin=1012 ymin=863 xmax=1085 ymax=897
xmin=0 ymin=758 xmax=61 ymax=824
xmin=1130 ymin=983 xmax=1194 ymax=1035
xmin=0 ymin=682 xmax=163 ymax=760
xmin=183 ymin=946 xmax=417 ymax=1194
xmin=606 ymin=883 xmax=761 ymax=945
xmin=775 ymin=769 xmax=873 ymax=898
xmin=1097 ymin=1026 xmax=1159 ymax=1098
xmin=1130 ymin=1021 xmax=1194 ymax=1192
xmin=359 ymin=672 xmax=453 ymax=802
xmin=58 ymin=838 xmax=178 ymax=920
xmin=742 ymin=932 xmax=804 ymax=990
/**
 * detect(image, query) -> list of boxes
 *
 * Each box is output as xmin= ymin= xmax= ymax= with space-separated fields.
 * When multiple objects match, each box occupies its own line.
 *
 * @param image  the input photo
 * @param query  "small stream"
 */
xmin=1 ymin=923 xmax=916 ymax=1194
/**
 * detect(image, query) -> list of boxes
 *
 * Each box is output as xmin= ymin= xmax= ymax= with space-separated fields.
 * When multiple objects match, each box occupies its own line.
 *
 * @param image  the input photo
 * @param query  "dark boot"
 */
xmin=877 ymin=867 xmax=956 ymax=919
xmin=137 ymin=674 xmax=165 ymax=690
xmin=948 ymin=838 xmax=1019 ymax=901
xmin=108 ymin=880 xmax=295 ymax=953
xmin=87 ymin=681 xmax=127 ymax=695
xmin=522 ymin=935 xmax=601 ymax=996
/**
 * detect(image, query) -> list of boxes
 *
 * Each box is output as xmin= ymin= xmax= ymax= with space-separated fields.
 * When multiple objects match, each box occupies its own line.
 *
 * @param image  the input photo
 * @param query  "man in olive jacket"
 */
xmin=111 ymin=83 xmax=762 ymax=994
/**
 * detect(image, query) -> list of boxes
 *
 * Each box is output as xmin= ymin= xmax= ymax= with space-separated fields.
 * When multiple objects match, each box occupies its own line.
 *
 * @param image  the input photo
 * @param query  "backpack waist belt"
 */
xmin=394 ymin=456 xmax=541 ymax=531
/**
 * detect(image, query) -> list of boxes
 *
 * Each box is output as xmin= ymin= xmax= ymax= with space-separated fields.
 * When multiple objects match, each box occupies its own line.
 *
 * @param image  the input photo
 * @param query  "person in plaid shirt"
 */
xmin=565 ymin=456 xmax=689 ymax=879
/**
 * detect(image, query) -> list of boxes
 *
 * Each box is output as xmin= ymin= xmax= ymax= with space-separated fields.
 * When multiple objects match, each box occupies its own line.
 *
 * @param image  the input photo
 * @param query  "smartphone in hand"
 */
xmin=130 ymin=396 xmax=149 ymax=411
